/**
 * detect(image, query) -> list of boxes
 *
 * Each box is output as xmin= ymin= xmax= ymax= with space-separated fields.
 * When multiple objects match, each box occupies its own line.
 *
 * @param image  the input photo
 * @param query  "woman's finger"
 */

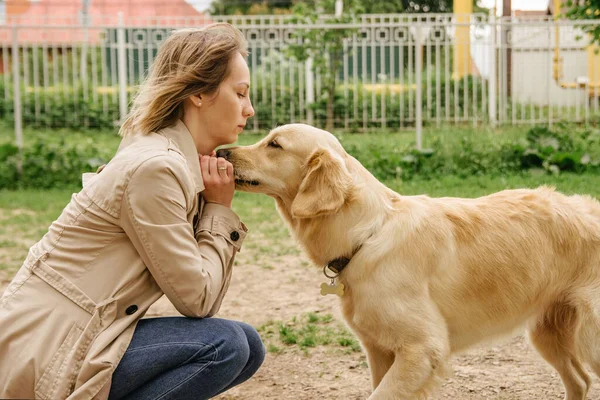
xmin=200 ymin=155 xmax=210 ymax=180
xmin=209 ymin=156 xmax=218 ymax=176
xmin=217 ymin=157 xmax=228 ymax=177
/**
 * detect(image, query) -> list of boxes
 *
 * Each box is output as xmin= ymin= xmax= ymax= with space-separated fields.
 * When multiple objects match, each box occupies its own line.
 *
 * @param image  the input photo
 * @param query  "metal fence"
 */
xmin=3 ymin=13 xmax=600 ymax=147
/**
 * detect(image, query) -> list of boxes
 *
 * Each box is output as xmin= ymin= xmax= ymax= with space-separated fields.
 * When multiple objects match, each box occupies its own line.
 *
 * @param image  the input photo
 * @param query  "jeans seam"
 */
xmin=124 ymin=341 xmax=212 ymax=354
xmin=153 ymin=343 xmax=219 ymax=400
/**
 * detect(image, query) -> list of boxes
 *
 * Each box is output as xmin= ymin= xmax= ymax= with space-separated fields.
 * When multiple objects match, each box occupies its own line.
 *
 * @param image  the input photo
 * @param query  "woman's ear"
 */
xmin=291 ymin=148 xmax=353 ymax=219
xmin=188 ymin=94 xmax=202 ymax=107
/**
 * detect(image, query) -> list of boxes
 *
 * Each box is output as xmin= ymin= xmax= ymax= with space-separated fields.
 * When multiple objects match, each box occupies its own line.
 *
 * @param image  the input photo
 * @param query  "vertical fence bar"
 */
xmin=270 ymin=41 xmax=276 ymax=128
xmin=415 ymin=24 xmax=423 ymax=150
xmin=371 ymin=27 xmax=376 ymax=125
xmin=444 ymin=25 xmax=450 ymax=123
xmin=33 ymin=42 xmax=41 ymax=125
xmin=426 ymin=25 xmax=432 ymax=120
xmin=343 ymin=38 xmax=349 ymax=130
xmin=489 ymin=15 xmax=497 ymax=127
xmin=117 ymin=12 xmax=128 ymax=125
xmin=435 ymin=29 xmax=441 ymax=127
xmin=290 ymin=58 xmax=295 ymax=123
xmin=251 ymin=37 xmax=258 ymax=130
xmin=547 ymin=24 xmax=553 ymax=128
xmin=352 ymin=32 xmax=358 ymax=128
xmin=12 ymin=25 xmax=23 ymax=173
xmin=305 ymin=57 xmax=314 ymax=125
xmin=399 ymin=31 xmax=404 ymax=128
xmin=380 ymin=29 xmax=386 ymax=130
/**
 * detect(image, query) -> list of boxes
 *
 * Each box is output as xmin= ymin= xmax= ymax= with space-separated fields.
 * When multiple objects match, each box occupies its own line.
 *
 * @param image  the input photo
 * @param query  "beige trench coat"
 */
xmin=0 ymin=120 xmax=247 ymax=399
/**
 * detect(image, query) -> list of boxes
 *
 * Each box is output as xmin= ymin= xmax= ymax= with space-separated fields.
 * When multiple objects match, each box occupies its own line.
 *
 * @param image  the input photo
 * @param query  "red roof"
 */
xmin=2 ymin=0 xmax=213 ymax=44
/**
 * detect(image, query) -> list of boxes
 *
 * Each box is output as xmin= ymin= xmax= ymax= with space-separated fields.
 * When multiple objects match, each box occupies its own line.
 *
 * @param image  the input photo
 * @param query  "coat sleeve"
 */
xmin=119 ymin=155 xmax=247 ymax=317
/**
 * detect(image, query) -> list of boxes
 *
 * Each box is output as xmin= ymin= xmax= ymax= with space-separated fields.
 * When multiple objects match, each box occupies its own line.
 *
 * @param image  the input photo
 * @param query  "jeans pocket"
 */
xmin=35 ymin=322 xmax=84 ymax=400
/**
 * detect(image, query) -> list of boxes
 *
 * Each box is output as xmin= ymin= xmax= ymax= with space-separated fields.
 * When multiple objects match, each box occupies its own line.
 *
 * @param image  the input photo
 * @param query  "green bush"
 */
xmin=1 ymin=124 xmax=598 ymax=190
xmin=0 ymin=78 xmax=126 ymax=130
xmin=0 ymin=139 xmax=111 ymax=189
xmin=342 ymin=125 xmax=600 ymax=181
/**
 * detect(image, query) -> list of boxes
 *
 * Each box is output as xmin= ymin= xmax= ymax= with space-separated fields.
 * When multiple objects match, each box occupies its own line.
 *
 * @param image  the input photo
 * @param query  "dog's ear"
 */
xmin=291 ymin=148 xmax=352 ymax=219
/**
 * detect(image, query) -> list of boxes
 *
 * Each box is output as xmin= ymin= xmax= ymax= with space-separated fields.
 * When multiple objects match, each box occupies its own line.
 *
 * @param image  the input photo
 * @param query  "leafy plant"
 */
xmin=287 ymin=0 xmax=364 ymax=130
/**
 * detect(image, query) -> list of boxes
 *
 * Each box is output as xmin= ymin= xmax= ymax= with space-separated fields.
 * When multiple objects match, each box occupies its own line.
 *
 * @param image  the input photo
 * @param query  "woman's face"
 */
xmin=196 ymin=52 xmax=254 ymax=149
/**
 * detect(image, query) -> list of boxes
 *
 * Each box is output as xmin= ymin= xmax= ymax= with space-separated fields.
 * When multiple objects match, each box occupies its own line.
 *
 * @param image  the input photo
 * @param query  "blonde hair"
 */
xmin=119 ymin=23 xmax=248 ymax=136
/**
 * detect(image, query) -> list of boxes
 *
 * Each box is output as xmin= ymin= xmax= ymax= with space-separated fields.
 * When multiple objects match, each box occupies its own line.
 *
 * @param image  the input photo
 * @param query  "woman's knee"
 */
xmin=189 ymin=319 xmax=264 ymax=380
xmin=236 ymin=321 xmax=266 ymax=373
xmin=209 ymin=320 xmax=252 ymax=370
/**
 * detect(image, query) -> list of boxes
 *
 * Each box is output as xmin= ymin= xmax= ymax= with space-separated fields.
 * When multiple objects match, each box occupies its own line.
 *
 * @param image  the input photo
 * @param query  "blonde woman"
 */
xmin=0 ymin=23 xmax=263 ymax=400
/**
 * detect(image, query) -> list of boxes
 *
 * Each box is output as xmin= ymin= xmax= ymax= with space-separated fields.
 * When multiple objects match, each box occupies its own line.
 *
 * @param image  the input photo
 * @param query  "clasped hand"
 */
xmin=200 ymin=152 xmax=235 ymax=208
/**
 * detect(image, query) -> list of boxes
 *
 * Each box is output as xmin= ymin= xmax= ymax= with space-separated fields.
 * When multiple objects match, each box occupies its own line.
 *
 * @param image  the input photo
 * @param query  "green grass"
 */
xmin=258 ymin=313 xmax=362 ymax=355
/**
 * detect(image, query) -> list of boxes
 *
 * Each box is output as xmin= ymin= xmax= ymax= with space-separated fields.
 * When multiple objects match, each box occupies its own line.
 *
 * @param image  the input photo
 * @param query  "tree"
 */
xmin=565 ymin=0 xmax=600 ymax=46
xmin=209 ymin=0 xmax=294 ymax=15
xmin=287 ymin=0 xmax=364 ymax=130
xmin=400 ymin=0 xmax=488 ymax=13
xmin=357 ymin=0 xmax=404 ymax=13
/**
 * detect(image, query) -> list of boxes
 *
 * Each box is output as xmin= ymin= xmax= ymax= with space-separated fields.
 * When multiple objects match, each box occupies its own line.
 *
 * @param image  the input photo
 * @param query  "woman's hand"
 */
xmin=200 ymin=155 xmax=235 ymax=208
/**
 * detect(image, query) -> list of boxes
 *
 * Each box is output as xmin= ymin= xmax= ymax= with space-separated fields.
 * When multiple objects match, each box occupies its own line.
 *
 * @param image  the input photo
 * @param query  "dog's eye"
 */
xmin=268 ymin=140 xmax=282 ymax=149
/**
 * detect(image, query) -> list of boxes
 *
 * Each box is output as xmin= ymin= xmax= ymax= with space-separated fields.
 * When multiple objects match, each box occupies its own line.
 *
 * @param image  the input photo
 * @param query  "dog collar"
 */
xmin=321 ymin=248 xmax=361 ymax=298
xmin=326 ymin=257 xmax=351 ymax=274
xmin=324 ymin=243 xmax=364 ymax=277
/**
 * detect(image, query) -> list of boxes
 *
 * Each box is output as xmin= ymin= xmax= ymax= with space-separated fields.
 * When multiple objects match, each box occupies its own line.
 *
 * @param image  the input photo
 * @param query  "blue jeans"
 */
xmin=108 ymin=317 xmax=265 ymax=400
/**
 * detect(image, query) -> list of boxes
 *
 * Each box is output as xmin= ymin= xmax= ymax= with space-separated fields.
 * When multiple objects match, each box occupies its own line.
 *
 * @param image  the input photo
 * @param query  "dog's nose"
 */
xmin=216 ymin=148 xmax=231 ymax=159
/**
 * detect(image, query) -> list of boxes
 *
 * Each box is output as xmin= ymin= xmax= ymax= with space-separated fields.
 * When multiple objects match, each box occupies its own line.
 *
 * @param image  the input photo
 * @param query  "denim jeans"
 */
xmin=108 ymin=317 xmax=265 ymax=400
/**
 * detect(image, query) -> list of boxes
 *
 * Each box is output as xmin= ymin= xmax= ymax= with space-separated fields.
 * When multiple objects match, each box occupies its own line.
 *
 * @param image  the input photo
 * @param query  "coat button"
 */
xmin=230 ymin=231 xmax=240 ymax=241
xmin=125 ymin=305 xmax=138 ymax=315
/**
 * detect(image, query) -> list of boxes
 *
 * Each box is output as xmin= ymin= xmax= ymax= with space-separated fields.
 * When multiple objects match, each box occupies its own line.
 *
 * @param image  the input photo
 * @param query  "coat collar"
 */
xmin=117 ymin=120 xmax=205 ymax=194
xmin=159 ymin=120 xmax=205 ymax=193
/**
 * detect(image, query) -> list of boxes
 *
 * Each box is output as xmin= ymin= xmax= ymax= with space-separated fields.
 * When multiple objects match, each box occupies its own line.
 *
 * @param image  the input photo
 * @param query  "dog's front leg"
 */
xmin=367 ymin=340 xmax=448 ymax=400
xmin=361 ymin=339 xmax=395 ymax=390
xmin=366 ymin=304 xmax=450 ymax=399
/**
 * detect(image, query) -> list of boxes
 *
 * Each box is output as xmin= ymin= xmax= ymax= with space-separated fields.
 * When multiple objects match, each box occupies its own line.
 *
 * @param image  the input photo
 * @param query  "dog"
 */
xmin=217 ymin=123 xmax=600 ymax=399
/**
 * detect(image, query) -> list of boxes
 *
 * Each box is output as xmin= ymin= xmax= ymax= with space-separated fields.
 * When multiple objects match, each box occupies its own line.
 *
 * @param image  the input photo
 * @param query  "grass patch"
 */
xmin=258 ymin=312 xmax=362 ymax=354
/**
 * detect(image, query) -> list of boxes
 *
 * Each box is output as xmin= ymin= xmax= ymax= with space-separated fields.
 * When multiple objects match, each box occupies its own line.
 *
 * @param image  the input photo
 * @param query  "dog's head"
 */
xmin=218 ymin=124 xmax=354 ymax=219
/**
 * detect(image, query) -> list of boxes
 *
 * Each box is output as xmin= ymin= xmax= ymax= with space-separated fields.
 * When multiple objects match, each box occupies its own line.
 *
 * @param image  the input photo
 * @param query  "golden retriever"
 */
xmin=217 ymin=124 xmax=600 ymax=400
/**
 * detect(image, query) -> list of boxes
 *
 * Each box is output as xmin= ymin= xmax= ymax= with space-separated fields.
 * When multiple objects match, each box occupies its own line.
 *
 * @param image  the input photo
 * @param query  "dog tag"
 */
xmin=320 ymin=279 xmax=345 ymax=297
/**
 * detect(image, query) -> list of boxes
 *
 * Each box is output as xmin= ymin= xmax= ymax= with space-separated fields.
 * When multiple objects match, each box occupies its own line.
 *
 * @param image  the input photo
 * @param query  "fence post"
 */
xmin=12 ymin=24 xmax=23 ymax=174
xmin=488 ymin=14 xmax=497 ymax=127
xmin=117 ymin=12 xmax=128 ymax=125
xmin=305 ymin=57 xmax=314 ymax=125
xmin=415 ymin=24 xmax=423 ymax=150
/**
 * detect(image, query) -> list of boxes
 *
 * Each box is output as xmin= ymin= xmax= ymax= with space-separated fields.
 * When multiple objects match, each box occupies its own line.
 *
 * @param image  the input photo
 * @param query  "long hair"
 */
xmin=119 ymin=23 xmax=248 ymax=136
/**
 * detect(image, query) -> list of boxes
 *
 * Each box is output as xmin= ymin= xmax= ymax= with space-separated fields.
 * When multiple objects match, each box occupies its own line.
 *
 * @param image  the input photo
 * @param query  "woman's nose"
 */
xmin=245 ymin=100 xmax=255 ymax=118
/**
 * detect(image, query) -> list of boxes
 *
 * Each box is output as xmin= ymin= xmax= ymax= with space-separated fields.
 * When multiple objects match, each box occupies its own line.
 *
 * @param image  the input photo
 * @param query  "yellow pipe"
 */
xmin=553 ymin=0 xmax=600 ymax=90
xmin=453 ymin=0 xmax=472 ymax=79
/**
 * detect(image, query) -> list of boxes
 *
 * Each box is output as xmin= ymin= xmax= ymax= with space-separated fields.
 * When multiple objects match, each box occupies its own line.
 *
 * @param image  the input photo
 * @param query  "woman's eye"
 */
xmin=238 ymin=93 xmax=246 ymax=98
xmin=268 ymin=140 xmax=281 ymax=148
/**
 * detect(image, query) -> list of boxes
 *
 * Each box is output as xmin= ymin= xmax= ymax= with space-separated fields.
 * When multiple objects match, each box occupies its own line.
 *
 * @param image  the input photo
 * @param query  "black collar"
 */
xmin=325 ymin=244 xmax=363 ymax=275
xmin=326 ymin=257 xmax=351 ymax=274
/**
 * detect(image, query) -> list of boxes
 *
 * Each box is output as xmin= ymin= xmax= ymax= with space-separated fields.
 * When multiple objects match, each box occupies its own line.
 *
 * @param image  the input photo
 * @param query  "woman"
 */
xmin=0 ymin=23 xmax=264 ymax=400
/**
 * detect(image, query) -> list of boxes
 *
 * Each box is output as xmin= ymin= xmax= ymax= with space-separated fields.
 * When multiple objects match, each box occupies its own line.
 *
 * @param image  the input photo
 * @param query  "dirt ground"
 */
xmin=2 ymin=235 xmax=599 ymax=399
xmin=144 ymin=247 xmax=599 ymax=400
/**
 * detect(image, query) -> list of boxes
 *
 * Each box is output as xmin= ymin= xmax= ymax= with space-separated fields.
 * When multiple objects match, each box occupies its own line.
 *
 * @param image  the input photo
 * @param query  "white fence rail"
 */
xmin=3 ymin=13 xmax=600 ymax=142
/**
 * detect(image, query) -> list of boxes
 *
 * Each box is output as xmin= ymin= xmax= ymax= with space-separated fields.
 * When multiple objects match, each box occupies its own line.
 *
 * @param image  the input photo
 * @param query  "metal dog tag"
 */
xmin=320 ymin=279 xmax=345 ymax=297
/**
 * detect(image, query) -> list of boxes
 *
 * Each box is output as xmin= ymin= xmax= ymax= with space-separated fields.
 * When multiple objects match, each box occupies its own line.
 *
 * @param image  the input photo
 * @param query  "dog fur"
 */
xmin=220 ymin=123 xmax=600 ymax=399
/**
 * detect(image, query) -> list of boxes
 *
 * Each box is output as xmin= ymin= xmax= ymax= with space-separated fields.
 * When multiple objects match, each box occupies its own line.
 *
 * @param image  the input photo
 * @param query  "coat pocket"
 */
xmin=31 ymin=258 xmax=109 ymax=399
xmin=35 ymin=322 xmax=84 ymax=400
